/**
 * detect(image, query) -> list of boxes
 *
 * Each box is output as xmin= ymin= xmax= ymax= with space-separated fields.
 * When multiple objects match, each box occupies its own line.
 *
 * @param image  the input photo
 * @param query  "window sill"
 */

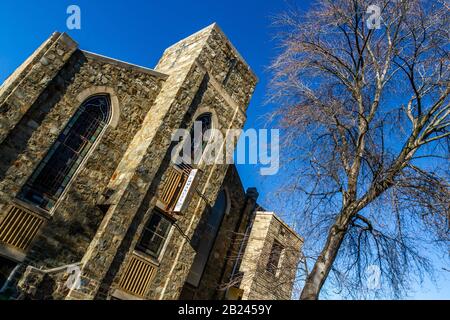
xmin=110 ymin=288 xmax=144 ymax=301
xmin=12 ymin=198 xmax=52 ymax=220
xmin=0 ymin=243 xmax=26 ymax=262
xmin=132 ymin=250 xmax=160 ymax=268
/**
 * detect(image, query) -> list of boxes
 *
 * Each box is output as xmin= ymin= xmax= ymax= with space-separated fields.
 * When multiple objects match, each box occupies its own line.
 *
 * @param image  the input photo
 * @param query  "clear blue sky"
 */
xmin=1 ymin=0 xmax=448 ymax=299
xmin=0 ymin=0 xmax=289 ymax=198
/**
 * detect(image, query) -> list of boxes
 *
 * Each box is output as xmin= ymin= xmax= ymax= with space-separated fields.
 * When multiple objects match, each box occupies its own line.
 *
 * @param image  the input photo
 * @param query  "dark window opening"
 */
xmin=185 ymin=189 xmax=228 ymax=287
xmin=19 ymin=95 xmax=111 ymax=211
xmin=136 ymin=209 xmax=173 ymax=259
xmin=190 ymin=113 xmax=212 ymax=161
xmin=173 ymin=113 xmax=212 ymax=168
xmin=0 ymin=256 xmax=17 ymax=290
xmin=195 ymin=113 xmax=212 ymax=136
xmin=266 ymin=240 xmax=284 ymax=275
xmin=223 ymin=58 xmax=237 ymax=86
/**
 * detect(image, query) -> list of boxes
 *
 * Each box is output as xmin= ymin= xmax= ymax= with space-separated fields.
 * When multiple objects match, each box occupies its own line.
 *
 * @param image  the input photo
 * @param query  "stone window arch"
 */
xmin=172 ymin=108 xmax=220 ymax=169
xmin=19 ymin=94 xmax=112 ymax=211
xmin=190 ymin=112 xmax=213 ymax=158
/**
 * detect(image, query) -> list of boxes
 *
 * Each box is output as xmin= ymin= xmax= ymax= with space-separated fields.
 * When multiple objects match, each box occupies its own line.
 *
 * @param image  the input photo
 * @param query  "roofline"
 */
xmin=255 ymin=211 xmax=304 ymax=242
xmin=210 ymin=23 xmax=258 ymax=82
xmin=81 ymin=50 xmax=169 ymax=79
xmin=164 ymin=23 xmax=258 ymax=82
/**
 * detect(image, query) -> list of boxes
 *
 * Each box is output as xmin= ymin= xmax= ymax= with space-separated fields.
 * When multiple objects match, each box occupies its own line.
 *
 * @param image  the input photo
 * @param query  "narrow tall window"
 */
xmin=190 ymin=112 xmax=212 ymax=162
xmin=195 ymin=113 xmax=212 ymax=136
xmin=19 ymin=95 xmax=111 ymax=211
xmin=163 ymin=113 xmax=213 ymax=213
xmin=266 ymin=240 xmax=284 ymax=275
xmin=0 ymin=256 xmax=17 ymax=289
xmin=137 ymin=209 xmax=173 ymax=259
xmin=186 ymin=189 xmax=228 ymax=287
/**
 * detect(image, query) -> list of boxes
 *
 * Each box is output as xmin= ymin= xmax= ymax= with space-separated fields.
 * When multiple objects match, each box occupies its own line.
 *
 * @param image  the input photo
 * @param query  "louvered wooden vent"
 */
xmin=159 ymin=166 xmax=188 ymax=211
xmin=0 ymin=204 xmax=45 ymax=251
xmin=118 ymin=253 xmax=158 ymax=298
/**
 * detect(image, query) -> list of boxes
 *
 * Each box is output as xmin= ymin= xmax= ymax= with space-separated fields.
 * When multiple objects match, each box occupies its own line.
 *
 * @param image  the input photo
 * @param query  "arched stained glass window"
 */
xmin=19 ymin=95 xmax=111 ymax=211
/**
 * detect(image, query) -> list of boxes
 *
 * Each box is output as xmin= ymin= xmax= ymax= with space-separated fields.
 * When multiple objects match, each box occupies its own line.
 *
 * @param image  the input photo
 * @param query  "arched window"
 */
xmin=186 ymin=189 xmax=228 ymax=287
xmin=195 ymin=113 xmax=212 ymax=137
xmin=190 ymin=112 xmax=212 ymax=162
xmin=19 ymin=95 xmax=111 ymax=211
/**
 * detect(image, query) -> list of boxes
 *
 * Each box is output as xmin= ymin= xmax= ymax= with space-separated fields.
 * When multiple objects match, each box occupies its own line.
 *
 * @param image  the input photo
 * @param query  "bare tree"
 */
xmin=269 ymin=0 xmax=449 ymax=299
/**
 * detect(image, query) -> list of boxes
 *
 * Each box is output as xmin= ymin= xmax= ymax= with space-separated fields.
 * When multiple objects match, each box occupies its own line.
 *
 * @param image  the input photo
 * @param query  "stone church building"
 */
xmin=0 ymin=24 xmax=302 ymax=300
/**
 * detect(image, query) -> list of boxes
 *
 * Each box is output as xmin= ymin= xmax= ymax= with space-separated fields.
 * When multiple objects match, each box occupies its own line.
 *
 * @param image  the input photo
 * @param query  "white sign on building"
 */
xmin=174 ymin=169 xmax=198 ymax=213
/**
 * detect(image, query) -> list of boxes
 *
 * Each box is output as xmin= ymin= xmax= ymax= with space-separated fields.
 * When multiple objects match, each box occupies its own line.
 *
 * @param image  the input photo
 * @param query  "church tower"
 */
xmin=0 ymin=24 xmax=259 ymax=300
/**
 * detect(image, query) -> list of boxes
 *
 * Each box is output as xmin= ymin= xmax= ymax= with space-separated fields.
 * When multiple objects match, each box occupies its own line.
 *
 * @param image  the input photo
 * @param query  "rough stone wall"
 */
xmin=0 ymin=33 xmax=165 ymax=290
xmin=108 ymin=80 xmax=250 ymax=300
xmin=104 ymin=24 xmax=257 ymax=300
xmin=16 ymin=264 xmax=81 ymax=300
xmin=68 ymin=30 xmax=216 ymax=300
xmin=93 ymin=64 xmax=208 ymax=300
xmin=198 ymin=24 xmax=257 ymax=109
xmin=239 ymin=212 xmax=303 ymax=300
xmin=0 ymin=33 xmax=78 ymax=145
xmin=0 ymin=23 xmax=257 ymax=301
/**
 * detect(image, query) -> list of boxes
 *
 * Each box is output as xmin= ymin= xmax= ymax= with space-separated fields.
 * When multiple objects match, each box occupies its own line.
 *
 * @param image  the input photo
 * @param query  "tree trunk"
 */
xmin=300 ymin=214 xmax=350 ymax=300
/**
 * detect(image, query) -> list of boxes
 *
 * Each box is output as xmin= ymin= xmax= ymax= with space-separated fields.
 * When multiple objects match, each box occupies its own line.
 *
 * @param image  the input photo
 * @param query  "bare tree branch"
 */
xmin=269 ymin=0 xmax=449 ymax=300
